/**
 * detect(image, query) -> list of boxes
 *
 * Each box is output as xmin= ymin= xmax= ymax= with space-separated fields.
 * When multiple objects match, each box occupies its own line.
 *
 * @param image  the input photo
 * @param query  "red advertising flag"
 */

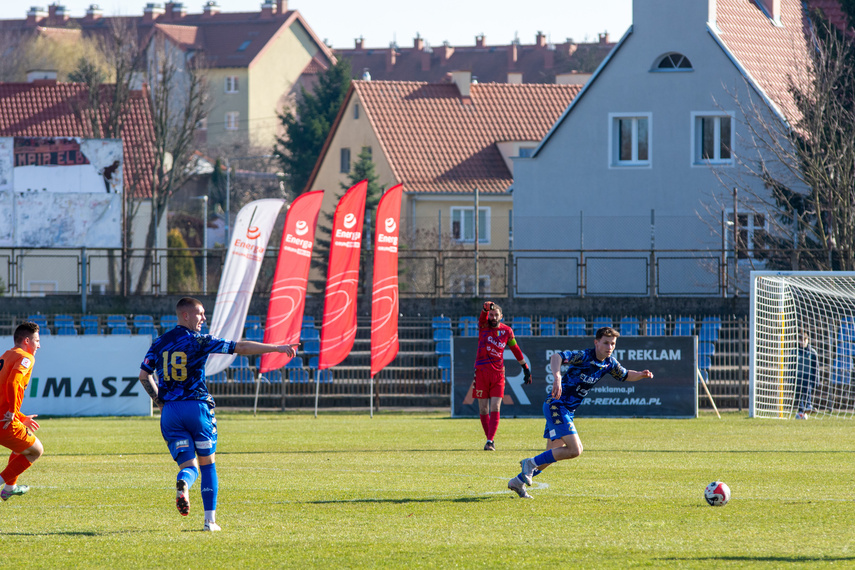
xmin=370 ymin=184 xmax=403 ymax=377
xmin=259 ymin=190 xmax=324 ymax=373
xmin=318 ymin=180 xmax=368 ymax=370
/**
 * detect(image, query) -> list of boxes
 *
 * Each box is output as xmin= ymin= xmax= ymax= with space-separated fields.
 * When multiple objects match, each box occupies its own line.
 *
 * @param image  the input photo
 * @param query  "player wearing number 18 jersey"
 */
xmin=139 ymin=297 xmax=297 ymax=531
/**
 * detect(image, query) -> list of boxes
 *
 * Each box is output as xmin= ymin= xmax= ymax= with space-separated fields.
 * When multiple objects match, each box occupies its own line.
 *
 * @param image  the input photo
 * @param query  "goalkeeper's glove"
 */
xmin=522 ymin=364 xmax=532 ymax=385
xmin=483 ymin=301 xmax=493 ymax=312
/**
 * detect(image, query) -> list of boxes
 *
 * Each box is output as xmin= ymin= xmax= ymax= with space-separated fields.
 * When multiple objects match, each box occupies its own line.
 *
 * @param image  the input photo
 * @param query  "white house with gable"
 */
xmin=511 ymin=0 xmax=820 ymax=296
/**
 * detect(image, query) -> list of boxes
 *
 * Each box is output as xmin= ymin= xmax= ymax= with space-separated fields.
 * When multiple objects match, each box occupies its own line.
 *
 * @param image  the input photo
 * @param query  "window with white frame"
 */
xmin=692 ymin=113 xmax=733 ymax=164
xmin=610 ymin=113 xmax=651 ymax=166
xmin=224 ymin=112 xmax=239 ymax=131
xmin=224 ymin=76 xmax=239 ymax=93
xmin=727 ymin=211 xmax=767 ymax=259
xmin=451 ymin=207 xmax=489 ymax=243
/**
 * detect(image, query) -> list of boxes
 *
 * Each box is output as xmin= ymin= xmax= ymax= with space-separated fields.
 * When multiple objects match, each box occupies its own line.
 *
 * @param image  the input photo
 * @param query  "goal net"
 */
xmin=751 ymin=271 xmax=855 ymax=419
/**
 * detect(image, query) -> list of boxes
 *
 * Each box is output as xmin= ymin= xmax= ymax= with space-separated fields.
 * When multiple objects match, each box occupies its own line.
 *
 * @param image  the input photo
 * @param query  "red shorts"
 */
xmin=473 ymin=368 xmax=505 ymax=399
xmin=0 ymin=421 xmax=37 ymax=453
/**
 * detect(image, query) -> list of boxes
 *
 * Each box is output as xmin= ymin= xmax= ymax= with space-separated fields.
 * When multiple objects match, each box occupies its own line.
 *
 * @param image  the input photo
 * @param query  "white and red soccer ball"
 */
xmin=704 ymin=481 xmax=731 ymax=506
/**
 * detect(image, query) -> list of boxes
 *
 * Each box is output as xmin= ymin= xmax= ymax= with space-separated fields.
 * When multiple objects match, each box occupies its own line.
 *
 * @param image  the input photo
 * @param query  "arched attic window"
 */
xmin=652 ymin=52 xmax=693 ymax=71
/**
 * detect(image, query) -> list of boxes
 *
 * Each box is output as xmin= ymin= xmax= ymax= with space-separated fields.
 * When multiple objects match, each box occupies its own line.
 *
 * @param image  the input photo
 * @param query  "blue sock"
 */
xmin=532 ymin=468 xmax=542 ymax=477
xmin=178 ymin=466 xmax=198 ymax=489
xmin=533 ymin=449 xmax=557 ymax=467
xmin=200 ymin=463 xmax=218 ymax=512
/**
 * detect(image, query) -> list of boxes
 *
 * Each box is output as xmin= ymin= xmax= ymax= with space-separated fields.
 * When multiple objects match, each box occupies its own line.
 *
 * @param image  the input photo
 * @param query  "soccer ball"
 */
xmin=704 ymin=481 xmax=731 ymax=506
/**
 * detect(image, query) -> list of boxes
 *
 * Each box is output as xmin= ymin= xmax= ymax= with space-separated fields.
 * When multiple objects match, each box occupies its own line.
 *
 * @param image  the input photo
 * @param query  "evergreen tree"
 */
xmin=274 ymin=58 xmax=351 ymax=196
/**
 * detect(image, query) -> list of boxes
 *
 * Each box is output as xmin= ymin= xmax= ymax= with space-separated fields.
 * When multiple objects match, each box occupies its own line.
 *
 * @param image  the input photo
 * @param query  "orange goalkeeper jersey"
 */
xmin=0 ymin=347 xmax=35 ymax=426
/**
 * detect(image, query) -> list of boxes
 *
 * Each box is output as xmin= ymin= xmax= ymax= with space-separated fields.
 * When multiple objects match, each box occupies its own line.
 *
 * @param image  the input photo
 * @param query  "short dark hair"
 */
xmin=595 ymin=326 xmax=620 ymax=340
xmin=490 ymin=303 xmax=502 ymax=315
xmin=176 ymin=297 xmax=203 ymax=313
xmin=14 ymin=322 xmax=39 ymax=344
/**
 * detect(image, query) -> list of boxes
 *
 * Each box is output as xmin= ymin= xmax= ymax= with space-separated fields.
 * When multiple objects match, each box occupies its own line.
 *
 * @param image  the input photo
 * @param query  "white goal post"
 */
xmin=751 ymin=271 xmax=855 ymax=419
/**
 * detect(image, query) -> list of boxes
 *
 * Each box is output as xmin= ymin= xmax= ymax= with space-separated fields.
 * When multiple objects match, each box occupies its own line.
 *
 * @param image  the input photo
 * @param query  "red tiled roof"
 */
xmin=347 ymin=80 xmax=581 ymax=194
xmin=0 ymin=82 xmax=155 ymax=199
xmin=338 ymin=40 xmax=614 ymax=84
xmin=715 ymin=0 xmax=851 ymax=121
xmin=0 ymin=9 xmax=335 ymax=71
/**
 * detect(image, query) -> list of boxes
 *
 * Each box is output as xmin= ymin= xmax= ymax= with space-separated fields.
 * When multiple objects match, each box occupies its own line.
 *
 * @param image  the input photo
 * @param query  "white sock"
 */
xmin=205 ymin=510 xmax=216 ymax=522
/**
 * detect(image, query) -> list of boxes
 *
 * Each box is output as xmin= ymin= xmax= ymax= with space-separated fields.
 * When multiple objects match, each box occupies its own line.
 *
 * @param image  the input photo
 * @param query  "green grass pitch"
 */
xmin=2 ymin=411 xmax=854 ymax=568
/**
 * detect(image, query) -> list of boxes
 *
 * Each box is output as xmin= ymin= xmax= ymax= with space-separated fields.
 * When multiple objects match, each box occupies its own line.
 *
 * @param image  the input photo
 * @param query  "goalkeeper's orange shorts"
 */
xmin=473 ymin=368 xmax=505 ymax=399
xmin=0 ymin=421 xmax=37 ymax=453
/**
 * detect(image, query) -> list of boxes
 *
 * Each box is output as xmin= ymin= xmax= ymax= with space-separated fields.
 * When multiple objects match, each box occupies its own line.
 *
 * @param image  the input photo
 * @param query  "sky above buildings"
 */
xmin=0 ymin=0 xmax=633 ymax=49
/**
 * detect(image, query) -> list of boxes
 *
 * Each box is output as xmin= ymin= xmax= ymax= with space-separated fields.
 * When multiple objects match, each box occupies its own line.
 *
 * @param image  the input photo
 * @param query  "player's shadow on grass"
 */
xmin=671 ymin=556 xmax=855 ymax=563
xmin=307 ymin=497 xmax=495 ymax=505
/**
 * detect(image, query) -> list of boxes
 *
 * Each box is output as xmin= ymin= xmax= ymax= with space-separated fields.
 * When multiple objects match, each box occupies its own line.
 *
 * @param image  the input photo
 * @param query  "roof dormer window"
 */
xmin=653 ymin=52 xmax=693 ymax=72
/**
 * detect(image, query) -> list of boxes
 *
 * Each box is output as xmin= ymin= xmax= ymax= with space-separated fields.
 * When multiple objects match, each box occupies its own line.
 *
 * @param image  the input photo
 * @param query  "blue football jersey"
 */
xmin=140 ymin=326 xmax=235 ymax=405
xmin=554 ymin=348 xmax=628 ymax=410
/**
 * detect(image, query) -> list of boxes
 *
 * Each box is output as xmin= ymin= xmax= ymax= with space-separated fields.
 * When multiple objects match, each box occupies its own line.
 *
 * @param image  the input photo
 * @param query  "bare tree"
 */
xmin=712 ymin=11 xmax=855 ymax=271
xmin=134 ymin=31 xmax=209 ymax=294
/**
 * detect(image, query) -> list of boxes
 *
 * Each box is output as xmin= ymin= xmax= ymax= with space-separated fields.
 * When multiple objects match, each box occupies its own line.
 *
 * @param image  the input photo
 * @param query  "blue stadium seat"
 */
xmin=565 ymin=317 xmax=586 ymax=336
xmin=301 ymin=327 xmax=320 ymax=341
xmin=540 ymin=317 xmax=557 ymax=336
xmin=839 ymin=317 xmax=855 ymax=341
xmin=433 ymin=328 xmax=452 ymax=342
xmin=285 ymin=357 xmax=304 ymax=368
xmin=160 ymin=315 xmax=178 ymax=329
xmin=673 ymin=317 xmax=695 ymax=336
xmin=838 ymin=342 xmax=855 ymax=357
xmin=245 ymin=315 xmax=262 ymax=327
xmin=56 ymin=325 xmax=77 ymax=336
xmin=39 ymin=327 xmax=51 ymax=336
xmin=438 ymin=355 xmax=451 ymax=370
xmin=699 ymin=317 xmax=722 ymax=342
xmin=107 ymin=315 xmax=128 ymax=329
xmin=81 ymin=315 xmax=101 ymax=335
xmin=138 ymin=324 xmax=159 ymax=340
xmin=245 ymin=326 xmax=264 ymax=342
xmin=55 ymin=314 xmax=75 ymax=328
xmin=646 ymin=317 xmax=666 ymax=336
xmin=698 ymin=355 xmax=712 ymax=369
xmin=133 ymin=315 xmax=155 ymax=329
xmin=432 ymin=316 xmax=452 ymax=330
xmin=317 ymin=369 xmax=334 ymax=383
xmin=288 ymin=369 xmax=311 ymax=383
xmin=207 ymin=371 xmax=227 ymax=383
xmin=199 ymin=323 xmax=209 ymax=335
xmin=592 ymin=317 xmax=613 ymax=331
xmin=111 ymin=325 xmax=132 ymax=335
xmin=441 ymin=369 xmax=451 ymax=383
xmin=435 ymin=340 xmax=452 ymax=355
xmin=303 ymin=340 xmax=320 ymax=355
xmin=28 ymin=314 xmax=48 ymax=328
xmin=232 ymin=355 xmax=251 ymax=368
xmin=698 ymin=342 xmax=716 ymax=356
xmin=302 ymin=316 xmax=316 ymax=328
xmin=510 ymin=317 xmax=533 ymax=336
xmin=263 ymin=370 xmax=283 ymax=383
xmin=308 ymin=356 xmax=319 ymax=369
xmin=83 ymin=326 xmax=100 ymax=335
xmin=620 ymin=317 xmax=640 ymax=336
xmin=232 ymin=368 xmax=255 ymax=383
xmin=458 ymin=316 xmax=478 ymax=337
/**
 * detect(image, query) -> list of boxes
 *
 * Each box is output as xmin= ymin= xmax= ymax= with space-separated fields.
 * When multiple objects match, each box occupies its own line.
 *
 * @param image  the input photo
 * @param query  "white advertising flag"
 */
xmin=206 ymin=199 xmax=285 ymax=376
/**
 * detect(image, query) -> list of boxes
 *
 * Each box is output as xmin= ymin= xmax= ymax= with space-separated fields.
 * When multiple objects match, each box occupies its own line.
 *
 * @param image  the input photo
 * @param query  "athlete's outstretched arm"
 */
xmin=625 ymin=370 xmax=654 ymax=382
xmin=234 ymin=341 xmax=298 ymax=358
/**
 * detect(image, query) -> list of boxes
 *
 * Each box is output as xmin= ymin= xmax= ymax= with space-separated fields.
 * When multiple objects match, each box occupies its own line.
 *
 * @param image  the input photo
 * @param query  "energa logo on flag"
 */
xmin=385 ymin=217 xmax=396 ymax=233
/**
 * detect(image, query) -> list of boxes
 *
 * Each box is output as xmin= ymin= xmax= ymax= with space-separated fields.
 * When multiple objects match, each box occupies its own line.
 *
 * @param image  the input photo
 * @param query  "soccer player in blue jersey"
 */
xmin=138 ymin=297 xmax=297 ymax=530
xmin=508 ymin=326 xmax=653 ymax=498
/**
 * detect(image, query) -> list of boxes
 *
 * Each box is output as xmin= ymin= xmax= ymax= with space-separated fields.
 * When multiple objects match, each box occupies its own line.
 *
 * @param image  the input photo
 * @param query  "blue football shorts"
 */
xmin=160 ymin=400 xmax=218 ymax=464
xmin=542 ymin=398 xmax=578 ymax=440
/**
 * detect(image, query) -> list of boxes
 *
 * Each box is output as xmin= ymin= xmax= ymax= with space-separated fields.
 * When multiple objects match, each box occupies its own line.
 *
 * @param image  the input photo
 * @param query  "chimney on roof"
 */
xmin=261 ymin=1 xmax=276 ymax=17
xmin=451 ymin=70 xmax=472 ymax=98
xmin=165 ymin=2 xmax=186 ymax=19
xmin=561 ymin=39 xmax=577 ymax=56
xmin=27 ymin=69 xmax=57 ymax=83
xmin=355 ymin=36 xmax=364 ymax=50
xmin=386 ymin=44 xmax=397 ymax=71
xmin=598 ymin=32 xmax=610 ymax=44
xmin=202 ymin=1 xmax=219 ymax=16
xmin=26 ymin=6 xmax=48 ymax=25
xmin=536 ymin=31 xmax=547 ymax=48
xmin=757 ymin=0 xmax=781 ymax=23
xmin=414 ymin=34 xmax=424 ymax=51
xmin=440 ymin=41 xmax=454 ymax=65
xmin=475 ymin=34 xmax=485 ymax=48
xmin=277 ymin=0 xmax=287 ymax=13
xmin=508 ymin=42 xmax=518 ymax=67
xmin=84 ymin=4 xmax=103 ymax=21
xmin=143 ymin=2 xmax=165 ymax=22
xmin=48 ymin=3 xmax=69 ymax=22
